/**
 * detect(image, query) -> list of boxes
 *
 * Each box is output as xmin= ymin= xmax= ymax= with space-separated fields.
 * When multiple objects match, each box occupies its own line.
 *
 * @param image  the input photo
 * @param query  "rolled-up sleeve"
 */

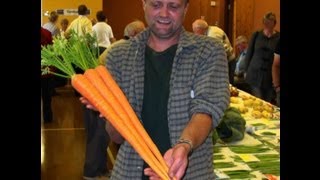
xmin=189 ymin=41 xmax=230 ymax=128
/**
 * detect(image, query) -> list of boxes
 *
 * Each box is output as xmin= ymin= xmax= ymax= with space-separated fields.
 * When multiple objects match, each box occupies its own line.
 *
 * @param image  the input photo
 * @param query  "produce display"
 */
xmin=214 ymin=86 xmax=280 ymax=180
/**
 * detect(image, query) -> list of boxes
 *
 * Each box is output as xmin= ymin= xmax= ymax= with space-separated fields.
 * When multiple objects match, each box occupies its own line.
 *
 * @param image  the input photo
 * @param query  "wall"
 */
xmin=234 ymin=0 xmax=255 ymax=46
xmin=233 ymin=0 xmax=280 ymax=51
xmin=42 ymin=0 xmax=102 ymax=27
xmin=103 ymin=0 xmax=145 ymax=40
xmin=41 ymin=0 xmax=279 ymax=47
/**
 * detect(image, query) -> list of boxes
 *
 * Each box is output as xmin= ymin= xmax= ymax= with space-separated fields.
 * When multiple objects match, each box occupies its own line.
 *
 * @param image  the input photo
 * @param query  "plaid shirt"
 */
xmin=105 ymin=28 xmax=230 ymax=179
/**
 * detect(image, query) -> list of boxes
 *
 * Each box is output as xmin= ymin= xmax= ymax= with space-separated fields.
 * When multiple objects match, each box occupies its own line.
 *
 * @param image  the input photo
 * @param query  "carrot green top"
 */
xmin=41 ymin=30 xmax=100 ymax=78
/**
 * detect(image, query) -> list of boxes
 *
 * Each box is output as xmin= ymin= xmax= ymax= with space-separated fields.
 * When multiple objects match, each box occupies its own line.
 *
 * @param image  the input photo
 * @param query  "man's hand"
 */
xmin=80 ymin=96 xmax=124 ymax=143
xmin=79 ymin=97 xmax=103 ymax=117
xmin=144 ymin=143 xmax=191 ymax=180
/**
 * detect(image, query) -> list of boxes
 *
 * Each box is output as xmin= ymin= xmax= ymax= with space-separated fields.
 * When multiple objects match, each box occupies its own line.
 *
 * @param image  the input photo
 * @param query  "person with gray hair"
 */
xmin=42 ymin=11 xmax=60 ymax=37
xmin=192 ymin=18 xmax=236 ymax=84
xmin=124 ymin=20 xmax=146 ymax=39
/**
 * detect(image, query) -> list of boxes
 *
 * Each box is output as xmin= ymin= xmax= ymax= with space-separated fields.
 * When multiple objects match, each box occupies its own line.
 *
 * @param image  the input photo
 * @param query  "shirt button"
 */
xmin=137 ymin=166 xmax=142 ymax=170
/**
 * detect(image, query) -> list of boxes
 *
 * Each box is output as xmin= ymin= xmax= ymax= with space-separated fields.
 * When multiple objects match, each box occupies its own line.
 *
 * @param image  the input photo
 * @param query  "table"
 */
xmin=213 ymin=87 xmax=280 ymax=180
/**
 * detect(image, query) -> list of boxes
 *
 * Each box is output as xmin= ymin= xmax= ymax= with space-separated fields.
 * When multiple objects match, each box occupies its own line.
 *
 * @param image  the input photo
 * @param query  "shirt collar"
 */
xmin=134 ymin=27 xmax=197 ymax=49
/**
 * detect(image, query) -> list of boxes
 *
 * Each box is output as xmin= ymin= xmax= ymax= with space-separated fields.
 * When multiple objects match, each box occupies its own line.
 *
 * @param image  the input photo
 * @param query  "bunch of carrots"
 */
xmin=41 ymin=32 xmax=171 ymax=179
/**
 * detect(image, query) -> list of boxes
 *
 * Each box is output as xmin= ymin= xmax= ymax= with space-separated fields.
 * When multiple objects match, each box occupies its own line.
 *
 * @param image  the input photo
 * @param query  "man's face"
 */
xmin=143 ymin=0 xmax=188 ymax=39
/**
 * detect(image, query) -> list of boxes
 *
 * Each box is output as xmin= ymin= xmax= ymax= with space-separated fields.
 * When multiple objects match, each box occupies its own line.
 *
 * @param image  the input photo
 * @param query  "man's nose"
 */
xmin=159 ymin=7 xmax=169 ymax=17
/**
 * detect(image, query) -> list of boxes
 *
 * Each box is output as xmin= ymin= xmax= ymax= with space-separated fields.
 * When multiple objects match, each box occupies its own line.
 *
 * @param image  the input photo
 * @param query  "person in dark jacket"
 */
xmin=244 ymin=12 xmax=280 ymax=103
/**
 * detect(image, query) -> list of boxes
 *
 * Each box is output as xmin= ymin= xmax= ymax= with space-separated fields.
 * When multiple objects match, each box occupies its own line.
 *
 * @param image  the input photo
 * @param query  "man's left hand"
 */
xmin=144 ymin=143 xmax=190 ymax=180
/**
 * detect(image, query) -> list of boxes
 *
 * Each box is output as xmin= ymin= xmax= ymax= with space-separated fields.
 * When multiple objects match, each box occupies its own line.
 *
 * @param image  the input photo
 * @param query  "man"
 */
xmin=65 ymin=4 xmax=92 ymax=38
xmin=192 ymin=19 xmax=236 ymax=84
xmin=92 ymin=10 xmax=116 ymax=55
xmin=82 ymin=0 xmax=229 ymax=179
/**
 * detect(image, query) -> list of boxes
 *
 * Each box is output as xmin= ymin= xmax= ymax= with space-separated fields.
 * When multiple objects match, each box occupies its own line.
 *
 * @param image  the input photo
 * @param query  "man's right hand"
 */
xmin=79 ymin=97 xmax=104 ymax=118
xmin=80 ymin=96 xmax=124 ymax=143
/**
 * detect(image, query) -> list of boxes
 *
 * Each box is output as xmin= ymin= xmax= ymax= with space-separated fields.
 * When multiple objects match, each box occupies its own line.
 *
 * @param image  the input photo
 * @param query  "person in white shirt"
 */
xmin=92 ymin=11 xmax=116 ymax=55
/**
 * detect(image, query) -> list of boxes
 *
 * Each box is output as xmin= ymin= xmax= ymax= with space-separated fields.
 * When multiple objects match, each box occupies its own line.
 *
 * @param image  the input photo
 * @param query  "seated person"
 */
xmin=233 ymin=35 xmax=251 ymax=93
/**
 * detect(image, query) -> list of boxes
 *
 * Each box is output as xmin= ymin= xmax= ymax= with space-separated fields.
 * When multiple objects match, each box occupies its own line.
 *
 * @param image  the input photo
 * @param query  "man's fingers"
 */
xmin=79 ymin=97 xmax=87 ymax=104
xmin=144 ymin=168 xmax=160 ymax=179
xmin=164 ymin=148 xmax=174 ymax=167
xmin=174 ymin=163 xmax=188 ymax=180
xmin=169 ymin=156 xmax=184 ymax=178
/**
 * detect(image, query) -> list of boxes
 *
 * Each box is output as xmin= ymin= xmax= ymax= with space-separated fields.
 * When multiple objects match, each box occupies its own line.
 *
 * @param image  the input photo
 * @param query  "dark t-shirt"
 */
xmin=141 ymin=44 xmax=178 ymax=179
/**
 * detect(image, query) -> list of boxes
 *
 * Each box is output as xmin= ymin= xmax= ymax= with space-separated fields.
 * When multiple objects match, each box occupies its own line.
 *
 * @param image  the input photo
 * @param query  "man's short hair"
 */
xmin=78 ymin=4 xmax=88 ymax=15
xmin=96 ymin=11 xmax=106 ymax=22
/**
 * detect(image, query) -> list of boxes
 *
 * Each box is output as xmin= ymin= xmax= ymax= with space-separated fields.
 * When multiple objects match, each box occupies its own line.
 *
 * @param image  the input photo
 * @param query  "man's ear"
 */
xmin=183 ymin=3 xmax=189 ymax=17
xmin=142 ymin=0 xmax=146 ymax=10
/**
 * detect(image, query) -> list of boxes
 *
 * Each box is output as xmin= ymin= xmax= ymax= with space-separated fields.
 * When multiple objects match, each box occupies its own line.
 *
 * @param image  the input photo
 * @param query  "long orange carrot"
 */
xmin=71 ymin=74 xmax=169 ymax=180
xmin=95 ymin=65 xmax=169 ymax=172
xmin=84 ymin=69 xmax=168 ymax=179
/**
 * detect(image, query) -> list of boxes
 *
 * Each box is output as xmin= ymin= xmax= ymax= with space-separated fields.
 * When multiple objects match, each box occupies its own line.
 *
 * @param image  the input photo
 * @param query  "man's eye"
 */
xmin=169 ymin=5 xmax=179 ymax=10
xmin=168 ymin=4 xmax=179 ymax=10
xmin=152 ymin=3 xmax=161 ymax=8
